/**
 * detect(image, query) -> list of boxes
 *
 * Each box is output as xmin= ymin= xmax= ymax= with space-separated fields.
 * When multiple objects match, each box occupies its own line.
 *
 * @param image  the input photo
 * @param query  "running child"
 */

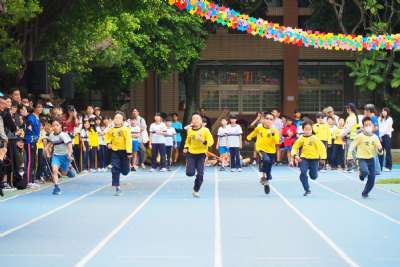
xmin=226 ymin=114 xmax=243 ymax=172
xmin=291 ymin=120 xmax=327 ymax=196
xmin=184 ymin=113 xmax=214 ymax=198
xmin=216 ymin=118 xmax=229 ymax=171
xmin=247 ymin=113 xmax=280 ymax=194
xmin=104 ymin=112 xmax=132 ymax=196
xmin=347 ymin=117 xmax=383 ymax=198
xmin=44 ymin=119 xmax=75 ymax=195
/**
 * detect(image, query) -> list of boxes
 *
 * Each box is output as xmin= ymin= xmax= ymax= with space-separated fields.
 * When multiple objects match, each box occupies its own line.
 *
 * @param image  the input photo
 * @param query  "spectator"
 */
xmin=0 ymin=97 xmax=9 ymax=191
xmin=24 ymin=101 xmax=43 ymax=188
xmin=378 ymin=107 xmax=393 ymax=172
xmin=10 ymin=88 xmax=22 ymax=105
xmin=130 ymin=108 xmax=148 ymax=169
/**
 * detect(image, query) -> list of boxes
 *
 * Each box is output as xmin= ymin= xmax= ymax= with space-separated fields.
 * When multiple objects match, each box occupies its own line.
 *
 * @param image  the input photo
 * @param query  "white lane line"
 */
xmin=337 ymin=170 xmax=400 ymax=197
xmin=0 ymin=179 xmax=113 ymax=238
xmin=73 ymin=167 xmax=181 ymax=267
xmin=288 ymin=168 xmax=400 ymax=225
xmin=0 ymin=173 xmax=91 ymax=203
xmin=214 ymin=168 xmax=223 ymax=267
xmin=251 ymin=167 xmax=360 ymax=267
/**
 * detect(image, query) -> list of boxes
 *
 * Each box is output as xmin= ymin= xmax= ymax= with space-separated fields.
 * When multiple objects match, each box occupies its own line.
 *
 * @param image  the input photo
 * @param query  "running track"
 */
xmin=0 ymin=166 xmax=399 ymax=267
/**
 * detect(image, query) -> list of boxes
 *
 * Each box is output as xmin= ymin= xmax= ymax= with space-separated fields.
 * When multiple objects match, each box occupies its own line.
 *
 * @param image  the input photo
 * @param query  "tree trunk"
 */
xmin=182 ymin=61 xmax=199 ymax=125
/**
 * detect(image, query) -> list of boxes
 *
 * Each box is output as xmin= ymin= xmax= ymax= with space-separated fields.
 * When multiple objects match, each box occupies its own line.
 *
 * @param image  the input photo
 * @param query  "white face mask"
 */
xmin=365 ymin=126 xmax=373 ymax=134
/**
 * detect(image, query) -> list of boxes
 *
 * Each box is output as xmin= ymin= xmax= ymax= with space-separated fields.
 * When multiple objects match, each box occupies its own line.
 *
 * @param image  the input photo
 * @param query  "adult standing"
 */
xmin=341 ymin=103 xmax=359 ymax=172
xmin=323 ymin=106 xmax=340 ymax=124
xmin=378 ymin=107 xmax=393 ymax=172
xmin=24 ymin=101 xmax=43 ymax=187
xmin=131 ymin=108 xmax=149 ymax=169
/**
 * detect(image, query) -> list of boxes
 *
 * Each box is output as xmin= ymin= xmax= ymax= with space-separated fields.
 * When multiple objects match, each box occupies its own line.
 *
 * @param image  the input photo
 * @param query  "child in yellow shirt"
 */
xmin=347 ymin=117 xmax=382 ymax=198
xmin=291 ymin=120 xmax=327 ymax=196
xmin=313 ymin=112 xmax=331 ymax=172
xmin=184 ymin=113 xmax=214 ymax=198
xmin=332 ymin=118 xmax=345 ymax=169
xmin=247 ymin=113 xmax=280 ymax=194
xmin=104 ymin=112 xmax=132 ymax=196
xmin=88 ymin=118 xmax=100 ymax=172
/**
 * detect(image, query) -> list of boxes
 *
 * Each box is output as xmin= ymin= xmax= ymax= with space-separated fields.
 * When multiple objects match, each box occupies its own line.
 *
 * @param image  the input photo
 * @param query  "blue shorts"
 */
xmin=132 ymin=140 xmax=140 ymax=152
xmin=283 ymin=146 xmax=292 ymax=152
xmin=174 ymin=141 xmax=182 ymax=149
xmin=219 ymin=146 xmax=228 ymax=155
xmin=52 ymin=154 xmax=70 ymax=173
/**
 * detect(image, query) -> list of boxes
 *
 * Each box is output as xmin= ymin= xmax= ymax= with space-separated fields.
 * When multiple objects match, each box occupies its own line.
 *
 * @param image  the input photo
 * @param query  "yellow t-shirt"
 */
xmin=291 ymin=135 xmax=327 ymax=160
xmin=247 ymin=125 xmax=280 ymax=154
xmin=104 ymin=126 xmax=132 ymax=153
xmin=347 ymin=133 xmax=382 ymax=160
xmin=333 ymin=127 xmax=345 ymax=145
xmin=184 ymin=127 xmax=214 ymax=154
xmin=88 ymin=128 xmax=99 ymax=148
xmin=313 ymin=123 xmax=331 ymax=143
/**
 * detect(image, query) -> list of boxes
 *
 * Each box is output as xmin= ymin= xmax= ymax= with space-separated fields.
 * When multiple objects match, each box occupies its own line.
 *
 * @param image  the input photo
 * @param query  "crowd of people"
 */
xmin=0 ymin=86 xmax=395 ymax=198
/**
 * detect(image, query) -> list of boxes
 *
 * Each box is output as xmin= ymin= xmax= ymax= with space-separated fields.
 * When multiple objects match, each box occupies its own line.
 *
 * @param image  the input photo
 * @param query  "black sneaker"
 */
xmin=362 ymin=193 xmax=368 ymax=198
xmin=131 ymin=167 xmax=136 ymax=172
xmin=359 ymin=175 xmax=365 ymax=181
xmin=304 ymin=190 xmax=311 ymax=196
xmin=264 ymin=184 xmax=270 ymax=194
xmin=0 ymin=188 xmax=3 ymax=197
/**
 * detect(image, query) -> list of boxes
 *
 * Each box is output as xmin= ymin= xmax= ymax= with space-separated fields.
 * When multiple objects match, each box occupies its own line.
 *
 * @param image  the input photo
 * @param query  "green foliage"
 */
xmin=391 ymin=62 xmax=400 ymax=89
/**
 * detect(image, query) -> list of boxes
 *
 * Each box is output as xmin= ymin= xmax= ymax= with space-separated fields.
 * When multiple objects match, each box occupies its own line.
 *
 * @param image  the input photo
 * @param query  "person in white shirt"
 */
xmin=216 ymin=118 xmax=229 ymax=171
xmin=129 ymin=118 xmax=141 ymax=171
xmin=96 ymin=117 xmax=108 ymax=172
xmin=226 ymin=115 xmax=243 ymax=172
xmin=130 ymin=108 xmax=148 ymax=169
xmin=149 ymin=113 xmax=167 ymax=172
xmin=323 ymin=106 xmax=340 ymax=125
xmin=379 ymin=107 xmax=394 ymax=171
xmin=164 ymin=118 xmax=176 ymax=170
xmin=272 ymin=108 xmax=283 ymax=165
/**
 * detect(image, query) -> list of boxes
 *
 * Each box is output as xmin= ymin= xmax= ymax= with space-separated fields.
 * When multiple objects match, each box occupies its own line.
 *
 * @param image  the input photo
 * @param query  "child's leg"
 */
xmin=236 ymin=148 xmax=241 ymax=168
xmin=151 ymin=144 xmax=158 ymax=169
xmin=299 ymin=159 xmax=310 ymax=192
xmin=265 ymin=153 xmax=275 ymax=180
xmin=186 ymin=153 xmax=196 ymax=177
xmin=121 ymin=152 xmax=130 ymax=176
xmin=229 ymin=147 xmax=235 ymax=169
xmin=358 ymin=159 xmax=369 ymax=180
xmin=52 ymin=165 xmax=59 ymax=185
xmin=338 ymin=145 xmax=345 ymax=169
xmin=159 ymin=144 xmax=166 ymax=169
xmin=193 ymin=154 xmax=206 ymax=193
xmin=166 ymin=146 xmax=172 ymax=167
xmin=363 ymin=158 xmax=376 ymax=195
xmin=111 ymin=151 xmax=122 ymax=187
xmin=308 ymin=159 xmax=319 ymax=180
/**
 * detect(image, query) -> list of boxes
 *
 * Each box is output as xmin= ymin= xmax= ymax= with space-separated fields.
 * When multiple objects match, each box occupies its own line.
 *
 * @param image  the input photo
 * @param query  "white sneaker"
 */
xmin=252 ymin=160 xmax=257 ymax=166
xmin=141 ymin=163 xmax=146 ymax=169
xmin=383 ymin=167 xmax=391 ymax=172
xmin=192 ymin=191 xmax=200 ymax=198
xmin=150 ymin=168 xmax=156 ymax=172
xmin=90 ymin=169 xmax=97 ymax=173
xmin=238 ymin=168 xmax=243 ymax=172
xmin=160 ymin=168 xmax=167 ymax=172
xmin=231 ymin=168 xmax=237 ymax=172
xmin=82 ymin=170 xmax=88 ymax=174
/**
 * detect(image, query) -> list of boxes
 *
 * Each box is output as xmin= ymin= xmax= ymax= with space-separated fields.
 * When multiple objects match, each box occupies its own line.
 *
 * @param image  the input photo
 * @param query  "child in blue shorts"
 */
xmin=216 ymin=118 xmax=229 ymax=171
xmin=130 ymin=119 xmax=141 ymax=171
xmin=44 ymin=119 xmax=75 ymax=195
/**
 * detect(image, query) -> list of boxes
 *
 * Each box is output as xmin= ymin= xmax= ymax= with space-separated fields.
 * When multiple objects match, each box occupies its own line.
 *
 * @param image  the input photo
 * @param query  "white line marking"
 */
xmin=214 ymin=168 xmax=223 ymax=267
xmin=338 ymin=170 xmax=400 ymax=197
xmin=0 ymin=173 xmax=92 ymax=203
xmin=254 ymin=256 xmax=320 ymax=261
xmin=251 ymin=167 xmax=360 ymax=267
xmin=288 ymin=168 xmax=400 ymax=225
xmin=73 ymin=167 xmax=180 ymax=267
xmin=0 ymin=181 xmax=111 ymax=238
xmin=313 ymin=180 xmax=400 ymax=225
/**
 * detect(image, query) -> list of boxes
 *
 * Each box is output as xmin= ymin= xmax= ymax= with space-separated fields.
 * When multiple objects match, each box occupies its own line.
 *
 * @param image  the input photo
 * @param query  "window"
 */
xmin=298 ymin=0 xmax=311 ymax=8
xmin=298 ymin=67 xmax=345 ymax=112
xmin=200 ymin=68 xmax=282 ymax=112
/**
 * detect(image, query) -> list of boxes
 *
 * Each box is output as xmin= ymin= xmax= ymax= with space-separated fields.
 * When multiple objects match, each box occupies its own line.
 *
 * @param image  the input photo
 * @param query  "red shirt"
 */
xmin=282 ymin=124 xmax=297 ymax=147
xmin=62 ymin=116 xmax=77 ymax=135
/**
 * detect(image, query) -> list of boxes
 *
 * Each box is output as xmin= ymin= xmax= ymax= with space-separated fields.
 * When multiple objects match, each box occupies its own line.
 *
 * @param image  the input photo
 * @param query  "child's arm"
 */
xmin=347 ymin=136 xmax=359 ymax=160
xmin=183 ymin=129 xmax=191 ymax=153
xmin=316 ymin=138 xmax=327 ymax=160
xmin=273 ymin=128 xmax=280 ymax=145
xmin=205 ymin=128 xmax=214 ymax=147
xmin=246 ymin=127 xmax=258 ymax=141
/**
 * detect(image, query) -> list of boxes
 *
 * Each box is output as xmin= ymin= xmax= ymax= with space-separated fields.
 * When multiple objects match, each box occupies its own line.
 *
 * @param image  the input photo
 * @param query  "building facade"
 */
xmin=129 ymin=0 xmax=373 ymax=121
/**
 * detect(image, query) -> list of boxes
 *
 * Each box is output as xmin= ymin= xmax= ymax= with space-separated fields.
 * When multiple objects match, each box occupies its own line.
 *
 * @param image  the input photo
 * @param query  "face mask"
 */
xmin=365 ymin=126 xmax=373 ymax=134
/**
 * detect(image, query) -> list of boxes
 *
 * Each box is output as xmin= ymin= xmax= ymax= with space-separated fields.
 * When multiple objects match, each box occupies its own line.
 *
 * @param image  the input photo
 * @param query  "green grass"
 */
xmin=376 ymin=178 xmax=400 ymax=184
